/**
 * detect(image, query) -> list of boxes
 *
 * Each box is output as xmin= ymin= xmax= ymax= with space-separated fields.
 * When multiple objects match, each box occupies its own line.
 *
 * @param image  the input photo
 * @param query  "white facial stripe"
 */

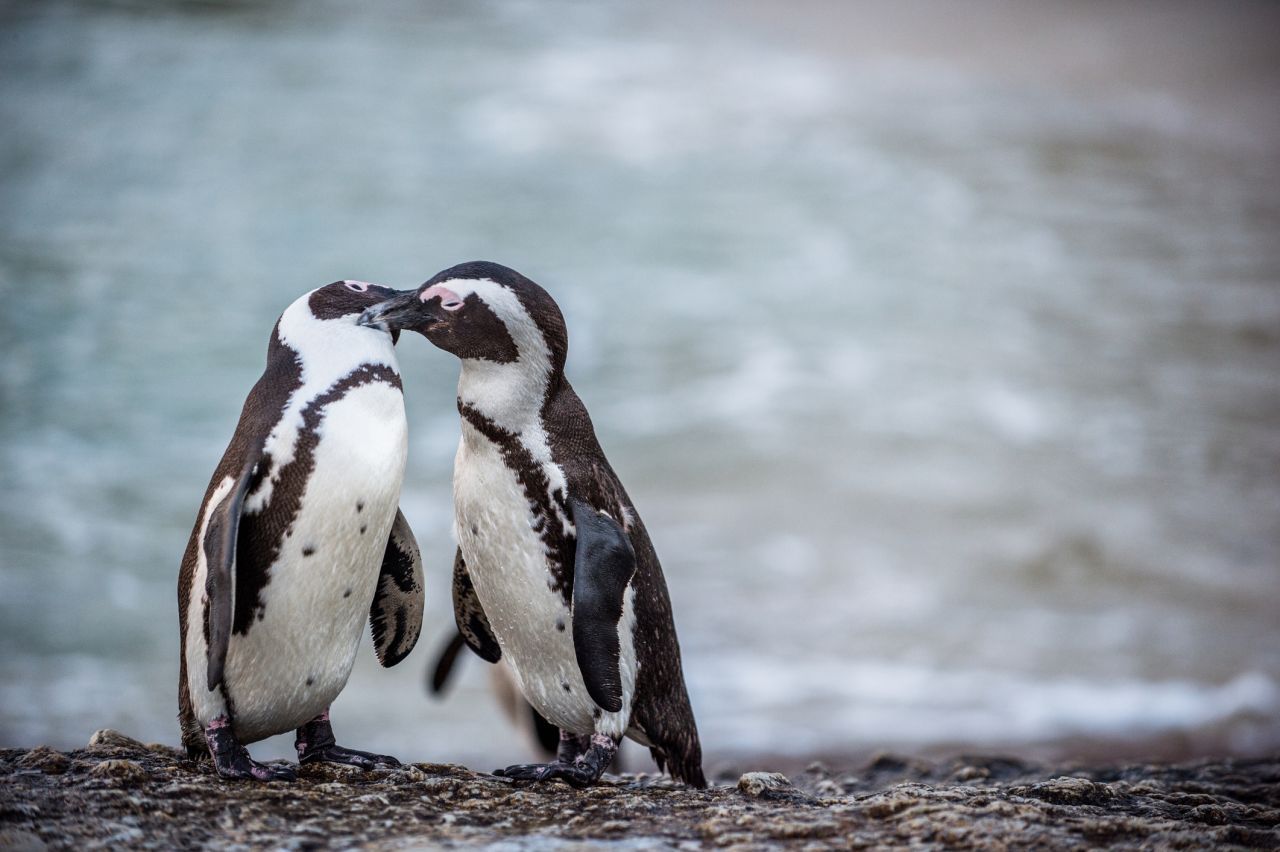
xmin=244 ymin=288 xmax=400 ymax=513
xmin=444 ymin=277 xmax=550 ymax=426
xmin=426 ymin=278 xmax=529 ymax=321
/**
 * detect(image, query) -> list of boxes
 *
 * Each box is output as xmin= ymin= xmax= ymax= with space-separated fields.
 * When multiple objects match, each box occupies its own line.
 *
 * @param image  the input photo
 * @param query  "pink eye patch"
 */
xmin=343 ymin=280 xmax=371 ymax=293
xmin=421 ymin=284 xmax=466 ymax=311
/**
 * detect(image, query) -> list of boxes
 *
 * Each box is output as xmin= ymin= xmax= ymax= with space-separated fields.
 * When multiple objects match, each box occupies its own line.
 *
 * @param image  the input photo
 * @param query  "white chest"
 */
xmin=453 ymin=425 xmax=636 ymax=737
xmin=194 ymin=381 xmax=408 ymax=742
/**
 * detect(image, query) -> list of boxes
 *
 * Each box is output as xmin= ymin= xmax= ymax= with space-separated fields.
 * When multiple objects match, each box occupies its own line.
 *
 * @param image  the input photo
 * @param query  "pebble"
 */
xmin=736 ymin=771 xmax=797 ymax=799
xmin=16 ymin=747 xmax=69 ymax=775
xmin=86 ymin=730 xmax=147 ymax=752
xmin=88 ymin=759 xmax=148 ymax=786
xmin=732 ymin=767 xmax=808 ymax=803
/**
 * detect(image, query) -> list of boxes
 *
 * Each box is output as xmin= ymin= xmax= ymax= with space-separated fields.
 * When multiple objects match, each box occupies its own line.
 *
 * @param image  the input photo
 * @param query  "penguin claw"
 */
xmin=253 ymin=762 xmax=299 ymax=782
xmin=494 ymin=761 xmax=599 ymax=788
xmin=299 ymin=745 xmax=401 ymax=770
xmin=293 ymin=713 xmax=400 ymax=770
xmin=214 ymin=752 xmax=297 ymax=782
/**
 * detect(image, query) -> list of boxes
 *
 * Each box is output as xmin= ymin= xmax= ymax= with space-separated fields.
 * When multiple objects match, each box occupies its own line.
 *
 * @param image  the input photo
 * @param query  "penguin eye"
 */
xmin=343 ymin=281 xmax=370 ymax=293
xmin=420 ymin=283 xmax=467 ymax=311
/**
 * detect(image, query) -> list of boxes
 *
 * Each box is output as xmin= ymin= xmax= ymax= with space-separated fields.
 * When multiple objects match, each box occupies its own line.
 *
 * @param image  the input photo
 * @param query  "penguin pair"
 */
xmin=179 ymin=264 xmax=705 ymax=788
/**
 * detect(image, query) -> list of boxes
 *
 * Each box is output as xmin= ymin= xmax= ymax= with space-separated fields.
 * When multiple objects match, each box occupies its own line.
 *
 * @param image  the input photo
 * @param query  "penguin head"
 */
xmin=360 ymin=261 xmax=567 ymax=372
xmin=307 ymin=280 xmax=405 ymax=342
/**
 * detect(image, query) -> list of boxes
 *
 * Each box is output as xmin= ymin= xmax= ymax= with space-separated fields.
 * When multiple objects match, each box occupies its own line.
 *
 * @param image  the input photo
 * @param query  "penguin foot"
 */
xmin=218 ymin=751 xmax=299 ymax=782
xmin=299 ymin=744 xmax=402 ymax=770
xmin=494 ymin=761 xmax=599 ymax=788
xmin=203 ymin=717 xmax=296 ymax=782
xmin=294 ymin=711 xmax=400 ymax=770
xmin=495 ymin=733 xmax=618 ymax=788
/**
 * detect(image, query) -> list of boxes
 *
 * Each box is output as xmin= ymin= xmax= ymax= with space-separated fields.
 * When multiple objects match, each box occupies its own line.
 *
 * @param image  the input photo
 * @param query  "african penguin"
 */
xmin=177 ymin=280 xmax=426 ymax=781
xmin=361 ymin=261 xmax=705 ymax=788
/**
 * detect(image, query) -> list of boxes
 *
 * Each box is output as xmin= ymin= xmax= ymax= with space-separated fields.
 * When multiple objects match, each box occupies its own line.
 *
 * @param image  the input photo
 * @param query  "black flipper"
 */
xmin=369 ymin=508 xmax=425 ymax=667
xmin=203 ymin=459 xmax=257 ymax=692
xmin=568 ymin=498 xmax=637 ymax=714
xmin=452 ymin=549 xmax=501 ymax=664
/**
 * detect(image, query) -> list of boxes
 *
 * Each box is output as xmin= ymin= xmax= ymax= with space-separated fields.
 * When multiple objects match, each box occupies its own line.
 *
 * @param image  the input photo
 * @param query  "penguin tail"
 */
xmin=648 ymin=738 xmax=707 ymax=788
xmin=177 ymin=651 xmax=207 ymax=760
xmin=178 ymin=711 xmax=207 ymax=760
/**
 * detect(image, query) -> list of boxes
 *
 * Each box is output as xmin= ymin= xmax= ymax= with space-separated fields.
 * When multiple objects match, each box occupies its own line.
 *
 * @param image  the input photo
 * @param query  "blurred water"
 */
xmin=2 ymin=0 xmax=1278 ymax=767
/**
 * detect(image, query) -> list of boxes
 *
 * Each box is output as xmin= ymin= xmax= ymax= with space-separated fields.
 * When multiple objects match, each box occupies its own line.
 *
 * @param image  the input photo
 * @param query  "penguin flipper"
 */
xmin=452 ymin=548 xmax=502 ymax=664
xmin=203 ymin=460 xmax=257 ymax=692
xmin=568 ymin=497 xmax=637 ymax=714
xmin=369 ymin=508 xmax=425 ymax=667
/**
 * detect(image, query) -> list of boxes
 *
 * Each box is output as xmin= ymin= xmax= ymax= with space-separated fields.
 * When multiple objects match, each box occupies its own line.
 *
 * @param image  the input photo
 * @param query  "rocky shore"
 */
xmin=1 ymin=730 xmax=1277 ymax=850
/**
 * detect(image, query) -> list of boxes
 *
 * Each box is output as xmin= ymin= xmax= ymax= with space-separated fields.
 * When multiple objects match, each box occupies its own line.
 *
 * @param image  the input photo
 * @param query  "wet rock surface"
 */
xmin=1 ymin=731 xmax=1277 ymax=849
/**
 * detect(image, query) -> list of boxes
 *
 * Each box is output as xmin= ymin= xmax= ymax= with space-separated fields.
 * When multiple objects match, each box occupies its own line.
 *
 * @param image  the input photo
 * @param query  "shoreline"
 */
xmin=708 ymin=726 xmax=1280 ymax=782
xmin=2 ymin=729 xmax=1276 ymax=849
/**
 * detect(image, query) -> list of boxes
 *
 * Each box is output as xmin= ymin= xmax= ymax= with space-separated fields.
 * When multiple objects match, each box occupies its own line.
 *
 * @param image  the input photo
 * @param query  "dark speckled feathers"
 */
xmin=458 ymin=402 xmax=576 ymax=604
xmin=369 ymin=509 xmax=425 ymax=667
xmin=546 ymin=383 xmax=707 ymax=787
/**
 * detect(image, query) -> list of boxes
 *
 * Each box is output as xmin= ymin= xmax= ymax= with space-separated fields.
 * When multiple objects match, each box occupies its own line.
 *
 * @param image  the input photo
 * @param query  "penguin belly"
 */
xmin=453 ymin=430 xmax=637 ymax=739
xmin=221 ymin=382 xmax=407 ymax=743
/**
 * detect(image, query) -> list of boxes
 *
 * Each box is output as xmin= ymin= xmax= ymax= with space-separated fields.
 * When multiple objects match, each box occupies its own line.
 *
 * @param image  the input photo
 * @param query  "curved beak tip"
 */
xmin=356 ymin=290 xmax=429 ymax=332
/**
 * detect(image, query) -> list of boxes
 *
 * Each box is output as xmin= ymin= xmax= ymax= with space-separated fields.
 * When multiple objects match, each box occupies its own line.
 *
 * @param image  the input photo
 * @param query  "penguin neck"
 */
xmin=244 ymin=305 xmax=399 ymax=516
xmin=456 ymin=357 xmax=571 ymax=514
xmin=456 ymin=356 xmax=560 ymax=437
xmin=276 ymin=298 xmax=399 ymax=391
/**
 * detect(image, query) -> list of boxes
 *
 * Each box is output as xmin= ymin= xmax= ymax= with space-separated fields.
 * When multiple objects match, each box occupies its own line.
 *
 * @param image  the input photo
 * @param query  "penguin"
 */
xmin=177 ymin=280 xmax=426 ymax=782
xmin=360 ymin=262 xmax=705 ymax=788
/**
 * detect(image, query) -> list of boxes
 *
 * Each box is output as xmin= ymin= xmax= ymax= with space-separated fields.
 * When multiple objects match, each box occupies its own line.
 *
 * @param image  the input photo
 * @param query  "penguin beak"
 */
xmin=358 ymin=290 xmax=436 ymax=333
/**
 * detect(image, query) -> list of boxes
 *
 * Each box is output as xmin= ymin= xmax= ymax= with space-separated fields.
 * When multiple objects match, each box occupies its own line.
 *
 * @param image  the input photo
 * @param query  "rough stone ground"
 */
xmin=1 ymin=730 xmax=1277 ymax=850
